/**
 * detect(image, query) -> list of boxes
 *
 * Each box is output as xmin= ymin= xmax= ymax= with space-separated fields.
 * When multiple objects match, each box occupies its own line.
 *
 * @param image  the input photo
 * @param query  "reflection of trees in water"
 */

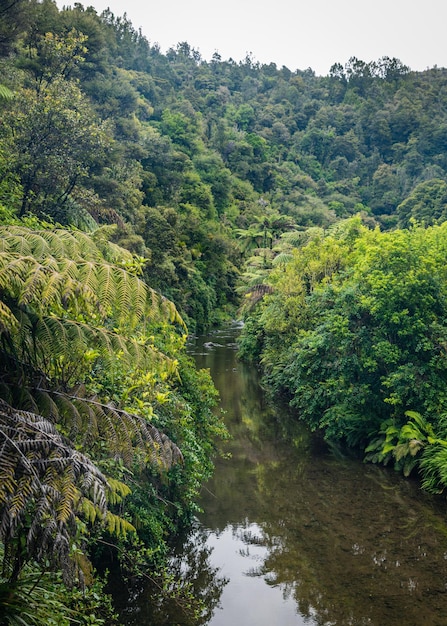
xmin=232 ymin=453 xmax=447 ymax=626
xmin=117 ymin=523 xmax=228 ymax=625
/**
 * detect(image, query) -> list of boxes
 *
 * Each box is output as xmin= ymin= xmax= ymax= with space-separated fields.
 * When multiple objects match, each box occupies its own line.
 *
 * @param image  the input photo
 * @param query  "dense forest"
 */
xmin=3 ymin=0 xmax=447 ymax=623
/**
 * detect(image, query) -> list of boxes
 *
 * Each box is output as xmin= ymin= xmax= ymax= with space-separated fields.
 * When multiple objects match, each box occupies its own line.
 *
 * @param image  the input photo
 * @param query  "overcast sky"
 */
xmin=59 ymin=0 xmax=447 ymax=76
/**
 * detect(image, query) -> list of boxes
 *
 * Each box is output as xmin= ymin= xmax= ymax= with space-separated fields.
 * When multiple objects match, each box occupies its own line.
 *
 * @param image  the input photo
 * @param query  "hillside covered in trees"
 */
xmin=3 ymin=0 xmax=447 ymax=623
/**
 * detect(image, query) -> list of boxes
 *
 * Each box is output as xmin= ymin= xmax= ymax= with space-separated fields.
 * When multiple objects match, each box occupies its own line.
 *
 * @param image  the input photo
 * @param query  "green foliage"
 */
xmin=241 ymin=218 xmax=447 ymax=452
xmin=0 ymin=570 xmax=74 ymax=626
xmin=397 ymin=178 xmax=447 ymax=227
xmin=2 ymin=77 xmax=109 ymax=221
xmin=5 ymin=0 xmax=447 ymax=329
xmin=364 ymin=411 xmax=438 ymax=476
xmin=0 ymin=545 xmax=118 ymax=626
xmin=0 ymin=0 xmax=30 ymax=56
xmin=419 ymin=438 xmax=447 ymax=493
xmin=364 ymin=411 xmax=447 ymax=496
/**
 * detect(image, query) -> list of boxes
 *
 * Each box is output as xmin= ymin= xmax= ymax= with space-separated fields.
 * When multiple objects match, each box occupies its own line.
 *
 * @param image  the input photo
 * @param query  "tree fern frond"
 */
xmin=244 ymin=283 xmax=274 ymax=300
xmin=1 ymin=251 xmax=181 ymax=331
xmin=0 ymin=253 xmax=103 ymax=319
xmin=272 ymin=252 xmax=294 ymax=267
xmin=30 ymin=387 xmax=183 ymax=469
xmin=238 ymin=283 xmax=275 ymax=313
xmin=56 ymin=467 xmax=78 ymax=523
xmin=105 ymin=477 xmax=132 ymax=504
xmin=77 ymin=494 xmax=100 ymax=524
xmin=158 ymin=294 xmax=186 ymax=328
xmin=105 ymin=511 xmax=136 ymax=537
xmin=0 ymin=399 xmax=110 ymax=574
xmin=9 ymin=313 xmax=171 ymax=382
xmin=0 ymin=226 xmax=102 ymax=262
xmin=18 ymin=259 xmax=60 ymax=307
xmin=116 ymin=266 xmax=148 ymax=325
xmin=0 ymin=226 xmax=186 ymax=334
xmin=0 ymin=225 xmax=135 ymax=265
xmin=0 ymin=228 xmax=50 ymax=257
xmin=47 ymin=228 xmax=104 ymax=261
xmin=281 ymin=227 xmax=324 ymax=247
xmin=0 ymin=301 xmax=19 ymax=335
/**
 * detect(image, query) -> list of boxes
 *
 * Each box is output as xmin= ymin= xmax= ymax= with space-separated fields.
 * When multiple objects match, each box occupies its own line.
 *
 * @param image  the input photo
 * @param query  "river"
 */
xmin=116 ymin=323 xmax=447 ymax=625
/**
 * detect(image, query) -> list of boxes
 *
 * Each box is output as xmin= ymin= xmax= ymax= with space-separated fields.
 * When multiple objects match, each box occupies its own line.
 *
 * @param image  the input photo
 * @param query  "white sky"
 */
xmin=58 ymin=0 xmax=447 ymax=76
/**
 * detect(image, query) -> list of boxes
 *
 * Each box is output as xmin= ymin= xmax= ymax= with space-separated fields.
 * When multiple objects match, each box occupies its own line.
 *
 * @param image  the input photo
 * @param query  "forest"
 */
xmin=3 ymin=0 xmax=447 ymax=623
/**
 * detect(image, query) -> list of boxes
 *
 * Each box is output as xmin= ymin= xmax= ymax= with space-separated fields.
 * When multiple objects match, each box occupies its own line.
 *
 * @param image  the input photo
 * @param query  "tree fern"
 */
xmin=271 ymin=252 xmax=294 ymax=267
xmin=0 ymin=300 xmax=19 ymax=334
xmin=32 ymin=387 xmax=183 ymax=468
xmin=0 ymin=225 xmax=186 ymax=331
xmin=0 ymin=225 xmax=108 ymax=262
xmin=0 ymin=399 xmax=108 ymax=578
xmin=0 ymin=224 xmax=186 ymax=585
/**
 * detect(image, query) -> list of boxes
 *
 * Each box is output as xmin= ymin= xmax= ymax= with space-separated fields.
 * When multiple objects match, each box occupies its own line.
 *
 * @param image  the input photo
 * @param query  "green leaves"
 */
xmin=2 ymin=77 xmax=109 ymax=220
xmin=0 ymin=398 xmax=109 ymax=570
xmin=365 ymin=410 xmax=447 ymax=486
xmin=243 ymin=218 xmax=447 ymax=452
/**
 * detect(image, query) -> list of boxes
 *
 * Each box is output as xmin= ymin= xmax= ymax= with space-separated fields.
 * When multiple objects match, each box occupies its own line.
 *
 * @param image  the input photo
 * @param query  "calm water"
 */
xmin=117 ymin=323 xmax=447 ymax=626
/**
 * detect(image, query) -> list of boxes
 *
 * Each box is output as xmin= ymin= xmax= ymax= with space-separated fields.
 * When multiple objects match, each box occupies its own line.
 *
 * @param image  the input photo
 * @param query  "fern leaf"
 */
xmin=105 ymin=511 xmax=136 ymax=537
xmin=0 ymin=84 xmax=13 ymax=100
xmin=0 ymin=301 xmax=19 ymax=334
xmin=0 ymin=399 xmax=109 ymax=573
xmin=272 ymin=252 xmax=294 ymax=267
xmin=106 ymin=477 xmax=132 ymax=504
xmin=77 ymin=496 xmax=100 ymax=524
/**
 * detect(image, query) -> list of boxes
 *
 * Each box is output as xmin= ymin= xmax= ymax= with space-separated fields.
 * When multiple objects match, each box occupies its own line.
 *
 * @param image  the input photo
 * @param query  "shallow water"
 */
xmin=117 ymin=323 xmax=447 ymax=625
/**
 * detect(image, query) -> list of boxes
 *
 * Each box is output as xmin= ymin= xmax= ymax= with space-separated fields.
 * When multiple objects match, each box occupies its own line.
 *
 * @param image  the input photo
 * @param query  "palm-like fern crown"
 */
xmin=0 ymin=225 xmax=185 ymax=579
xmin=0 ymin=225 xmax=184 ymax=331
xmin=1 ymin=225 xmax=183 ymax=363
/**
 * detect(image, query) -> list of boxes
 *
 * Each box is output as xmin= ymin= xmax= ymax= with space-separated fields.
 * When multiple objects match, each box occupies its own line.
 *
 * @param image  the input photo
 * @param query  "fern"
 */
xmin=105 ymin=511 xmax=136 ymax=537
xmin=0 ymin=300 xmax=19 ymax=334
xmin=0 ymin=84 xmax=13 ymax=100
xmin=281 ymin=227 xmax=324 ymax=247
xmin=272 ymin=252 xmax=294 ymax=267
xmin=0 ymin=225 xmax=119 ymax=263
xmin=106 ymin=477 xmax=132 ymax=504
xmin=0 ymin=224 xmax=189 ymax=587
xmin=33 ymin=387 xmax=183 ymax=468
xmin=365 ymin=411 xmax=447 ymax=483
xmin=0 ymin=399 xmax=108 ymax=577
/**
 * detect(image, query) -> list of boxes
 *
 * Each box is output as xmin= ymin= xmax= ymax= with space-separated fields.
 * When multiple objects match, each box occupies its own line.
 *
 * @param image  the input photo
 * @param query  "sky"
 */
xmin=58 ymin=0 xmax=447 ymax=76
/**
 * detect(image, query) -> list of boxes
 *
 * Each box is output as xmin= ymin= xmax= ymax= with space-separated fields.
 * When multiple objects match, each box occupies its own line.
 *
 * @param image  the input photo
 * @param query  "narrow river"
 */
xmin=117 ymin=323 xmax=447 ymax=625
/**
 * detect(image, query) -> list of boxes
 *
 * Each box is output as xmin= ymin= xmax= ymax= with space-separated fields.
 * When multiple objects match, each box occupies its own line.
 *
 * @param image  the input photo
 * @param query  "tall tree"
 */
xmin=0 ymin=0 xmax=30 ymax=56
xmin=3 ymin=76 xmax=108 ymax=221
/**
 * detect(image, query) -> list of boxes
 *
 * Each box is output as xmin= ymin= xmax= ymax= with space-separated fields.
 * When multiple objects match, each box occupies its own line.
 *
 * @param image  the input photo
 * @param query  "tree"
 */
xmin=397 ymin=178 xmax=447 ymax=227
xmin=243 ymin=218 xmax=447 ymax=450
xmin=0 ymin=0 xmax=30 ymax=56
xmin=19 ymin=29 xmax=88 ymax=91
xmin=3 ymin=77 xmax=109 ymax=221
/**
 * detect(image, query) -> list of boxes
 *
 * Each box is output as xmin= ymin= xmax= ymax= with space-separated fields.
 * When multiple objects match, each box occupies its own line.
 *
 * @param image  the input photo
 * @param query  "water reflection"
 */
xmin=114 ymin=521 xmax=228 ymax=625
xmin=200 ymin=523 xmax=303 ymax=626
